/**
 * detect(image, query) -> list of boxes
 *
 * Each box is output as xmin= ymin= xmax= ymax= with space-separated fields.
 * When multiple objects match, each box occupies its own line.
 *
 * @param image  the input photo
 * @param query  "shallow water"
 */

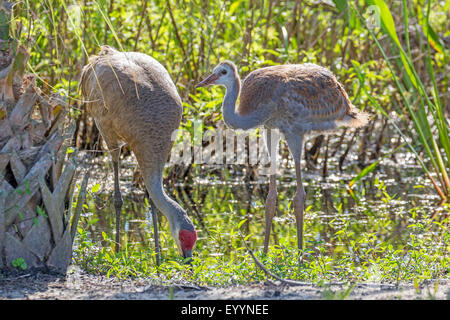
xmin=77 ymin=140 xmax=446 ymax=263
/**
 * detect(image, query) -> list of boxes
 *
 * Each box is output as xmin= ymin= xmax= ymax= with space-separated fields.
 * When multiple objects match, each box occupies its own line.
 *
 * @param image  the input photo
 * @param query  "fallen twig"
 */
xmin=240 ymin=233 xmax=402 ymax=290
xmin=0 ymin=273 xmax=32 ymax=281
xmin=239 ymin=233 xmax=311 ymax=287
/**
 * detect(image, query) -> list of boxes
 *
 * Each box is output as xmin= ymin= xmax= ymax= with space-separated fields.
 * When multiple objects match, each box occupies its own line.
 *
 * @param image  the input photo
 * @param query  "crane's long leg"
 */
xmin=263 ymin=128 xmax=280 ymax=255
xmin=97 ymin=125 xmax=123 ymax=254
xmin=286 ymin=134 xmax=305 ymax=251
xmin=149 ymin=198 xmax=161 ymax=266
xmin=293 ymin=159 xmax=306 ymax=251
xmin=264 ymin=174 xmax=277 ymax=255
xmin=112 ymin=159 xmax=123 ymax=253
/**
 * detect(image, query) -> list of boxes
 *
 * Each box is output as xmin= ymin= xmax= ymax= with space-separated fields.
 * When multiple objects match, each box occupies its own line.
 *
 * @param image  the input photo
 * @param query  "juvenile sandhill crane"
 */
xmin=196 ymin=61 xmax=369 ymax=254
xmin=80 ymin=46 xmax=197 ymax=259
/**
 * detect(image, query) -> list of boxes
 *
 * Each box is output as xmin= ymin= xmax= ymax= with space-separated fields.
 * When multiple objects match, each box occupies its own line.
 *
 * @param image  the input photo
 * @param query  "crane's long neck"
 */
xmin=222 ymin=77 xmax=267 ymax=130
xmin=144 ymin=170 xmax=193 ymax=237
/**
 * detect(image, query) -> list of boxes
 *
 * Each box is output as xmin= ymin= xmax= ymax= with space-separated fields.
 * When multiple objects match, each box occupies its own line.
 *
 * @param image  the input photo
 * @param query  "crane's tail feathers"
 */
xmin=97 ymin=45 xmax=119 ymax=56
xmin=340 ymin=106 xmax=371 ymax=128
xmin=78 ymin=46 xmax=120 ymax=103
xmin=78 ymin=64 xmax=90 ymax=99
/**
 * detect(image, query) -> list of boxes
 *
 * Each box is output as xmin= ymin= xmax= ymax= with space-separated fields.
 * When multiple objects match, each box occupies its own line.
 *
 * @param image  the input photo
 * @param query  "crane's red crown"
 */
xmin=179 ymin=229 xmax=197 ymax=254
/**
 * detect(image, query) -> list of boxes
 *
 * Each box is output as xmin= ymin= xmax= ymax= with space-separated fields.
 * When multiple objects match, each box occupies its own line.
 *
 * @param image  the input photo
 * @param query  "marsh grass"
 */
xmin=347 ymin=0 xmax=449 ymax=202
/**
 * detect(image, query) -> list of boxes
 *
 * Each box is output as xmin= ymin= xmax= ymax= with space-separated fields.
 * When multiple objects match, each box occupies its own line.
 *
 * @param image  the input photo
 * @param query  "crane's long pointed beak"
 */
xmin=182 ymin=249 xmax=192 ymax=264
xmin=195 ymin=73 xmax=219 ymax=88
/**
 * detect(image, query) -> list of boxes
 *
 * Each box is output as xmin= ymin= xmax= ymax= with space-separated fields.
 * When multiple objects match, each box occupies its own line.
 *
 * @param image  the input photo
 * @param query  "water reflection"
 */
xmin=78 ymin=149 xmax=442 ymax=260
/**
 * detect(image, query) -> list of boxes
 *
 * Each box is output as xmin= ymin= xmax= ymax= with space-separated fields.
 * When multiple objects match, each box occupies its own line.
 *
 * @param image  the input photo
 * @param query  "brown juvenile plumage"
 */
xmin=239 ymin=64 xmax=352 ymax=120
xmin=196 ymin=60 xmax=370 ymax=255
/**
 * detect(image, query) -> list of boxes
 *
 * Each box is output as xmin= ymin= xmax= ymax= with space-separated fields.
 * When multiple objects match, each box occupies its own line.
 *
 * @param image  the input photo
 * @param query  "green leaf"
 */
xmin=367 ymin=0 xmax=417 ymax=88
xmin=37 ymin=205 xmax=47 ymax=217
xmin=417 ymin=6 xmax=444 ymax=54
xmin=12 ymin=258 xmax=27 ymax=270
xmin=25 ymin=180 xmax=30 ymax=195
xmin=229 ymin=0 xmax=242 ymax=15
xmin=91 ymin=183 xmax=101 ymax=193
xmin=237 ymin=219 xmax=247 ymax=229
xmin=262 ymin=49 xmax=280 ymax=57
xmin=332 ymin=0 xmax=348 ymax=13
xmin=349 ymin=160 xmax=380 ymax=189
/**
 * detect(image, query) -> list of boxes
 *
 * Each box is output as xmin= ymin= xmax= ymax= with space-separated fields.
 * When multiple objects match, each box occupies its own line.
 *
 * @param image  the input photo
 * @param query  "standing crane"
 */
xmin=196 ymin=61 xmax=369 ymax=254
xmin=80 ymin=46 xmax=197 ymax=259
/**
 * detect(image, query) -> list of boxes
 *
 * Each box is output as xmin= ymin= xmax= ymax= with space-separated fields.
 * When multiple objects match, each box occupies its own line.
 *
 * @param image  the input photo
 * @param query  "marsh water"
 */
xmin=76 ymin=128 xmax=447 ymax=269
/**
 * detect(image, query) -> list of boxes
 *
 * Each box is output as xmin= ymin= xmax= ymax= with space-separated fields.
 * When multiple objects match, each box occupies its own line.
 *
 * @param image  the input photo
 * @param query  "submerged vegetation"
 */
xmin=8 ymin=0 xmax=449 ymax=286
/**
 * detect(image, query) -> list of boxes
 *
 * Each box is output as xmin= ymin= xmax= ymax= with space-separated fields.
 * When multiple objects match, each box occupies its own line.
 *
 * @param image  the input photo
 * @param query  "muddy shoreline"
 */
xmin=1 ymin=267 xmax=448 ymax=300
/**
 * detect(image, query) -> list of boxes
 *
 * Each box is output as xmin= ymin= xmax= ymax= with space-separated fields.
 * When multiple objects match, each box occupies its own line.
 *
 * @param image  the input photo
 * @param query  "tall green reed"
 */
xmin=336 ymin=0 xmax=449 ymax=203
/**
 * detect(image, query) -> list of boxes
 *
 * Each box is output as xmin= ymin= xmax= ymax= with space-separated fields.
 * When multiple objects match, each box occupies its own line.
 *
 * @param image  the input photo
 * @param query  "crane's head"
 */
xmin=178 ymin=228 xmax=197 ymax=260
xmin=171 ymin=214 xmax=197 ymax=260
xmin=196 ymin=60 xmax=238 ymax=89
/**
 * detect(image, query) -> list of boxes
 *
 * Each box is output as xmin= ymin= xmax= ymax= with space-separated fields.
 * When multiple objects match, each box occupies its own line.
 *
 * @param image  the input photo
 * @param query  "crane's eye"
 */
xmin=221 ymin=69 xmax=227 ymax=75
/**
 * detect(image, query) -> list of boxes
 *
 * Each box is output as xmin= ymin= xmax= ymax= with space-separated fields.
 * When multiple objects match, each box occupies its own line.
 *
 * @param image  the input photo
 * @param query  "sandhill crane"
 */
xmin=196 ymin=61 xmax=369 ymax=254
xmin=80 ymin=46 xmax=197 ymax=259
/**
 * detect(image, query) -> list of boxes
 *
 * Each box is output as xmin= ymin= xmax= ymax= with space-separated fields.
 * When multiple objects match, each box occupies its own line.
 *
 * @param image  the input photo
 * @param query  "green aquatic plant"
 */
xmin=72 ymin=173 xmax=450 ymax=285
xmin=343 ymin=0 xmax=449 ymax=203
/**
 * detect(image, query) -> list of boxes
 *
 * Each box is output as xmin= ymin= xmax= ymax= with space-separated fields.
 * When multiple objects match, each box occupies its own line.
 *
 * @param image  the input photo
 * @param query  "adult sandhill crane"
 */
xmin=196 ymin=61 xmax=369 ymax=254
xmin=80 ymin=46 xmax=197 ymax=259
